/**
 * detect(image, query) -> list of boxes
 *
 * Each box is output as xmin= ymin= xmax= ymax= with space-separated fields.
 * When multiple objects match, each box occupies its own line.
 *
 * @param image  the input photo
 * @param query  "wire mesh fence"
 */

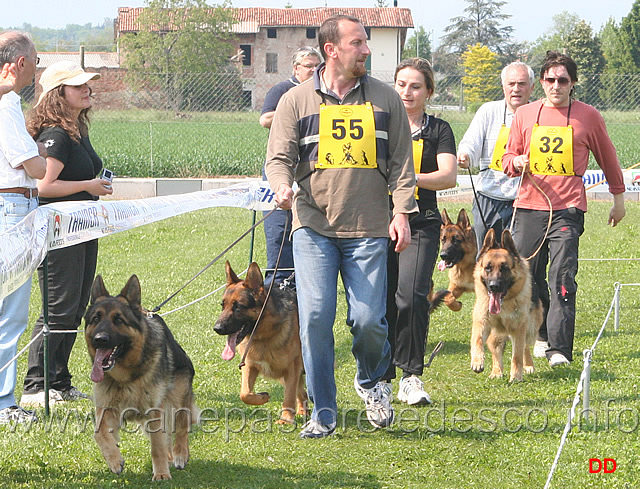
xmin=25 ymin=67 xmax=640 ymax=178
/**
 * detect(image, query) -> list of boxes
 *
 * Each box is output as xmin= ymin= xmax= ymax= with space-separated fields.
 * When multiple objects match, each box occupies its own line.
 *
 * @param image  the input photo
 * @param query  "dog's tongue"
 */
xmin=489 ymin=292 xmax=502 ymax=315
xmin=91 ymin=348 xmax=111 ymax=383
xmin=437 ymin=260 xmax=447 ymax=272
xmin=221 ymin=332 xmax=239 ymax=361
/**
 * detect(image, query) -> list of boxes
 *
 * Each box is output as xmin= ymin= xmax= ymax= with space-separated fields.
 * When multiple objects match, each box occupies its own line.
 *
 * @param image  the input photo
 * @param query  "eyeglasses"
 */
xmin=544 ymin=76 xmax=570 ymax=86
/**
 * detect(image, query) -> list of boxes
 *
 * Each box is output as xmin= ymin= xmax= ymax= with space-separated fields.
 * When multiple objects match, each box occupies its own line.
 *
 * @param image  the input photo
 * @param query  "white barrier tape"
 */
xmin=0 ymin=181 xmax=276 ymax=301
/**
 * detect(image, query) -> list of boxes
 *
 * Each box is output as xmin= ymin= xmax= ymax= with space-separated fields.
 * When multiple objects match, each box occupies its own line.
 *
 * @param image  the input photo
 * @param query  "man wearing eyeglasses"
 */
xmin=503 ymin=50 xmax=625 ymax=368
xmin=259 ymin=46 xmax=322 ymax=288
xmin=0 ymin=31 xmax=47 ymax=424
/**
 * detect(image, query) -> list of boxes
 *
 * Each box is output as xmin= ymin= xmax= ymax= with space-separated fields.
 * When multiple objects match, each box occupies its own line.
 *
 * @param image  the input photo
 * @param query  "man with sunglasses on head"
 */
xmin=0 ymin=31 xmax=46 ymax=424
xmin=503 ymin=50 xmax=625 ymax=368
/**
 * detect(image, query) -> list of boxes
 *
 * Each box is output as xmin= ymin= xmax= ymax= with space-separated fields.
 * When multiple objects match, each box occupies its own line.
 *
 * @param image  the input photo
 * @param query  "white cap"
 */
xmin=36 ymin=60 xmax=100 ymax=106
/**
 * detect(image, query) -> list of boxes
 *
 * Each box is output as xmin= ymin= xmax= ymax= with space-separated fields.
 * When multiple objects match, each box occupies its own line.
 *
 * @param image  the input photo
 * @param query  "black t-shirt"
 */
xmin=414 ymin=114 xmax=456 ymax=210
xmin=37 ymin=126 xmax=103 ymax=204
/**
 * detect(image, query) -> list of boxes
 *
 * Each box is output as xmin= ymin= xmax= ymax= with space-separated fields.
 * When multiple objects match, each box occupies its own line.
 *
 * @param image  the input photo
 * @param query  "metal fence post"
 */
xmin=43 ymin=254 xmax=50 ymax=417
xmin=614 ymin=282 xmax=621 ymax=331
xmin=582 ymin=349 xmax=592 ymax=423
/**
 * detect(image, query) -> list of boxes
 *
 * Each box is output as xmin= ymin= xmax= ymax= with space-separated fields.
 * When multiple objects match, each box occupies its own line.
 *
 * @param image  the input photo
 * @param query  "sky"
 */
xmin=1 ymin=0 xmax=634 ymax=48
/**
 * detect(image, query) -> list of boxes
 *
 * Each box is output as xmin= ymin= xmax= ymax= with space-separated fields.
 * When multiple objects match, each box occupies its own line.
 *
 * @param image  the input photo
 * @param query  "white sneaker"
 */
xmin=0 ymin=405 xmax=38 ymax=425
xmin=299 ymin=419 xmax=336 ymax=439
xmin=533 ymin=340 xmax=549 ymax=358
xmin=398 ymin=375 xmax=432 ymax=406
xmin=549 ymin=353 xmax=570 ymax=367
xmin=353 ymin=376 xmax=394 ymax=428
xmin=20 ymin=389 xmax=64 ymax=408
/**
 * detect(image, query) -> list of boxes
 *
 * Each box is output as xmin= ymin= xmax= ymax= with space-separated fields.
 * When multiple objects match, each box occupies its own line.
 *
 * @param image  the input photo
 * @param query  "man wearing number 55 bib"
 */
xmin=503 ymin=51 xmax=625 ymax=368
xmin=265 ymin=14 xmax=417 ymax=438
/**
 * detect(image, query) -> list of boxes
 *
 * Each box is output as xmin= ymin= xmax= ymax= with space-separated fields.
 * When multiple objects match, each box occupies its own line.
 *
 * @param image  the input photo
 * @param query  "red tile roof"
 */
xmin=117 ymin=6 xmax=413 ymax=33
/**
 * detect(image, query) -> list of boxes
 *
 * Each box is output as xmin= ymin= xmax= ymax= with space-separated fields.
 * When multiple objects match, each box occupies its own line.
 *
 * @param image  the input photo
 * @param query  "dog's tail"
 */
xmin=428 ymin=289 xmax=449 ymax=313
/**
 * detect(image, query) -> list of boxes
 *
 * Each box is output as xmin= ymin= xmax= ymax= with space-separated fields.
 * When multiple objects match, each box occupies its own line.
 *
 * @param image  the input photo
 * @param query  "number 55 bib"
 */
xmin=529 ymin=124 xmax=574 ymax=176
xmin=317 ymin=102 xmax=377 ymax=169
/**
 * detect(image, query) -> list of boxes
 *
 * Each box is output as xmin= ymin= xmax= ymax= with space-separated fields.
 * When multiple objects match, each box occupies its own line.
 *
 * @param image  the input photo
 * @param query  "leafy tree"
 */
xmin=401 ymin=26 xmax=431 ymax=61
xmin=619 ymin=0 xmax=640 ymax=70
xmin=461 ymin=43 xmax=501 ymax=110
xmin=599 ymin=11 xmax=640 ymax=109
xmin=119 ymin=0 xmax=238 ymax=111
xmin=527 ymin=11 xmax=582 ymax=67
xmin=600 ymin=17 xmax=635 ymax=73
xmin=374 ymin=0 xmax=390 ymax=7
xmin=440 ymin=0 xmax=516 ymax=60
xmin=564 ymin=20 xmax=605 ymax=106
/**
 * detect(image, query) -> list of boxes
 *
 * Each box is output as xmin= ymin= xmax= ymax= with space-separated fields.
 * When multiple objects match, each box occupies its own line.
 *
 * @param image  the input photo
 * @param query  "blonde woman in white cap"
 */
xmin=21 ymin=60 xmax=112 ymax=408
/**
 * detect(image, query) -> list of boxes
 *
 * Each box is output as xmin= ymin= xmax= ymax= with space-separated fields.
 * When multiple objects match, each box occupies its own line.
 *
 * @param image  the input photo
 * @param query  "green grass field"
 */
xmin=89 ymin=109 xmax=640 ymax=179
xmin=2 ymin=200 xmax=639 ymax=488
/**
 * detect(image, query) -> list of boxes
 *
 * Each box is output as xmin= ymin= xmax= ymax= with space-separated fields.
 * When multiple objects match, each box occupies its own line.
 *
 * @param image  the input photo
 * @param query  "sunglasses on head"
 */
xmin=544 ymin=76 xmax=571 ymax=86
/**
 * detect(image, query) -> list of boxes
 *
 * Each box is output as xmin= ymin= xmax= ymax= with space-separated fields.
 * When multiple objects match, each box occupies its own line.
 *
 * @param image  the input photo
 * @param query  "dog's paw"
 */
xmin=447 ymin=300 xmax=463 ymax=312
xmin=106 ymin=455 xmax=125 ymax=475
xmin=152 ymin=472 xmax=172 ymax=481
xmin=240 ymin=391 xmax=270 ymax=405
xmin=509 ymin=372 xmax=524 ymax=383
xmin=172 ymin=451 xmax=189 ymax=470
xmin=523 ymin=365 xmax=535 ymax=375
xmin=489 ymin=369 xmax=503 ymax=379
xmin=470 ymin=356 xmax=484 ymax=373
xmin=277 ymin=408 xmax=296 ymax=425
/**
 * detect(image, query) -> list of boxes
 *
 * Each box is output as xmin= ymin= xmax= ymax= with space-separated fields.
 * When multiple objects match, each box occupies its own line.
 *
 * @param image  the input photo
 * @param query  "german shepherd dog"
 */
xmin=470 ymin=229 xmax=543 ymax=382
xmin=432 ymin=208 xmax=478 ymax=311
xmin=84 ymin=275 xmax=199 ymax=481
xmin=214 ymin=261 xmax=307 ymax=424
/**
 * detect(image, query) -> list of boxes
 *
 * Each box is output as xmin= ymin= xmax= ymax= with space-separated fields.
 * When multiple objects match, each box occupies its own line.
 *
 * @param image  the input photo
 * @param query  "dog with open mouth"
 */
xmin=214 ymin=261 xmax=307 ymax=424
xmin=431 ymin=208 xmax=478 ymax=311
xmin=470 ymin=229 xmax=542 ymax=382
xmin=84 ymin=274 xmax=199 ymax=481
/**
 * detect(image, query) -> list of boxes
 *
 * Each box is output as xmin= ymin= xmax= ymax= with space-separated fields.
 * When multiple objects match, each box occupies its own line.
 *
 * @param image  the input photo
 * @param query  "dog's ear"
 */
xmin=120 ymin=274 xmax=142 ymax=307
xmin=244 ymin=262 xmax=264 ymax=292
xmin=441 ymin=208 xmax=451 ymax=227
xmin=457 ymin=208 xmax=471 ymax=230
xmin=501 ymin=229 xmax=520 ymax=259
xmin=90 ymin=275 xmax=109 ymax=303
xmin=479 ymin=228 xmax=498 ymax=256
xmin=225 ymin=260 xmax=241 ymax=285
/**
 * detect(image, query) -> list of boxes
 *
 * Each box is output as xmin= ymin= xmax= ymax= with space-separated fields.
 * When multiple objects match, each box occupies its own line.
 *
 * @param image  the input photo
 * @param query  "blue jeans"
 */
xmin=293 ymin=227 xmax=391 ymax=425
xmin=0 ymin=193 xmax=38 ymax=410
xmin=262 ymin=168 xmax=294 ymax=286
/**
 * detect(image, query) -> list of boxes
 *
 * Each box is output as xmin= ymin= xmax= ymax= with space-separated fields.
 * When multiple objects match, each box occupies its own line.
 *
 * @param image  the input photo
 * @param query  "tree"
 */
xmin=599 ymin=14 xmax=640 ymax=109
xmin=600 ymin=18 xmax=634 ymax=73
xmin=440 ymin=0 xmax=516 ymax=60
xmin=564 ymin=20 xmax=605 ymax=106
xmin=461 ymin=43 xmax=501 ymax=110
xmin=528 ymin=11 xmax=582 ymax=67
xmin=619 ymin=0 xmax=640 ymax=71
xmin=119 ymin=0 xmax=239 ymax=111
xmin=401 ymin=26 xmax=431 ymax=61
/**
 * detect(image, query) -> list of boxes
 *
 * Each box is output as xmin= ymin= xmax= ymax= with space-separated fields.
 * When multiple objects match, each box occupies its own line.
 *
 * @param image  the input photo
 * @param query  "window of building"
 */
xmin=266 ymin=52 xmax=278 ymax=73
xmin=306 ymin=28 xmax=316 ymax=39
xmin=364 ymin=27 xmax=371 ymax=40
xmin=267 ymin=28 xmax=277 ymax=39
xmin=239 ymin=44 xmax=252 ymax=66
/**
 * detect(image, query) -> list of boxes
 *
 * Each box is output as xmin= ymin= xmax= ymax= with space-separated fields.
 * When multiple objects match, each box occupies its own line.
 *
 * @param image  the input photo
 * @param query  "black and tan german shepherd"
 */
xmin=470 ymin=229 xmax=543 ymax=382
xmin=214 ymin=261 xmax=307 ymax=424
xmin=432 ymin=208 xmax=478 ymax=311
xmin=84 ymin=275 xmax=199 ymax=481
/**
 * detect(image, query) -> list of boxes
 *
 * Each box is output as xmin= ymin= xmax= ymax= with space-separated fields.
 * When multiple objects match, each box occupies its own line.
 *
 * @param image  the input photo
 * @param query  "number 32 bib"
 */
xmin=317 ymin=102 xmax=377 ymax=169
xmin=529 ymin=124 xmax=574 ymax=176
